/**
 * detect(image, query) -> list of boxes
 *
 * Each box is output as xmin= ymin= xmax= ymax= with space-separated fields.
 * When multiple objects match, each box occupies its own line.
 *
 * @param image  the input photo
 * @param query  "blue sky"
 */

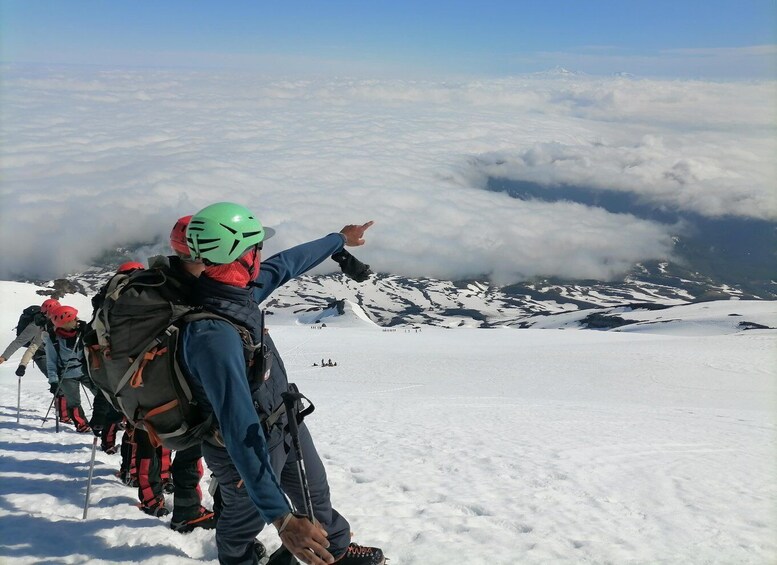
xmin=1 ymin=0 xmax=776 ymax=77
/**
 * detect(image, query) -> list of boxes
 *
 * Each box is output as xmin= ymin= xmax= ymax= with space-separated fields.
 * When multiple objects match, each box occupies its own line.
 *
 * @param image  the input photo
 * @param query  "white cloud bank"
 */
xmin=0 ymin=66 xmax=774 ymax=282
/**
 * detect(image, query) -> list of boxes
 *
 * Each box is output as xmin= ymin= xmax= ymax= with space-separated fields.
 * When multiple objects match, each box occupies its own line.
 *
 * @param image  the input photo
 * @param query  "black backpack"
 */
xmin=15 ymin=305 xmax=41 ymax=337
xmin=83 ymin=256 xmax=256 ymax=450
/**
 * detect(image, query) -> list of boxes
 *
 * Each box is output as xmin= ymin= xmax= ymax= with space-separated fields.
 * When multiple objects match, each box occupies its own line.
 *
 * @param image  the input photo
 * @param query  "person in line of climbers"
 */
xmin=181 ymin=202 xmax=384 ymax=565
xmin=0 ymin=298 xmax=59 ymax=376
xmin=86 ymin=260 xmax=178 ymax=518
xmin=1 ymin=299 xmax=72 ymax=424
xmin=89 ymin=262 xmax=145 ymax=454
xmin=127 ymin=219 xmax=215 ymax=528
xmin=43 ymin=305 xmax=100 ymax=433
xmin=164 ymin=211 xmax=369 ymax=536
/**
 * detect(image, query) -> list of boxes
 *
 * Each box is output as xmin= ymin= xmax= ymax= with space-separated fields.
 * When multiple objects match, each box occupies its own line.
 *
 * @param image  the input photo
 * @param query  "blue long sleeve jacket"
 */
xmin=181 ymin=233 xmax=345 ymax=525
xmin=44 ymin=331 xmax=86 ymax=384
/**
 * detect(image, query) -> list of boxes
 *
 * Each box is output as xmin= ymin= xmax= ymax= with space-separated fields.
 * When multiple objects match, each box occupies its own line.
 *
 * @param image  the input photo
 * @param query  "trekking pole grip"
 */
xmin=281 ymin=392 xmax=302 ymax=436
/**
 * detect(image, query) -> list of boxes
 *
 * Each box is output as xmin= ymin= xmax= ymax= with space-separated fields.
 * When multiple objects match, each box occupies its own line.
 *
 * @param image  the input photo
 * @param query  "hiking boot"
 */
xmin=59 ymin=415 xmax=72 ymax=424
xmin=140 ymin=501 xmax=170 ymax=518
xmin=115 ymin=469 xmax=139 ymax=487
xmin=170 ymin=506 xmax=216 ymax=533
xmin=75 ymin=422 xmax=92 ymax=433
xmin=162 ymin=479 xmax=175 ymax=494
xmin=334 ymin=543 xmax=385 ymax=565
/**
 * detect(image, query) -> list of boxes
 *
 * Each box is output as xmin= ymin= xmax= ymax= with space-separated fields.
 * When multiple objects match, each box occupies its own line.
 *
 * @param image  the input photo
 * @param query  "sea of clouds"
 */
xmin=1 ymin=65 xmax=774 ymax=283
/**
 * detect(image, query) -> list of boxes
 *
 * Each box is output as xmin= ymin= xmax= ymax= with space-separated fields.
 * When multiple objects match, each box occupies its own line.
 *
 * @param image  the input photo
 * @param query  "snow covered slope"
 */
xmin=0 ymin=281 xmax=93 ymax=341
xmin=522 ymin=300 xmax=777 ymax=335
xmin=295 ymin=299 xmax=380 ymax=328
xmin=0 ymin=280 xmax=775 ymax=564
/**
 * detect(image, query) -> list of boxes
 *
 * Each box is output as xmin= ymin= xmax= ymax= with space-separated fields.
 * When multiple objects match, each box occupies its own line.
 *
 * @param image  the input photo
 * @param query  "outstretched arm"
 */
xmin=0 ymin=322 xmax=41 ymax=361
xmin=252 ymin=221 xmax=374 ymax=303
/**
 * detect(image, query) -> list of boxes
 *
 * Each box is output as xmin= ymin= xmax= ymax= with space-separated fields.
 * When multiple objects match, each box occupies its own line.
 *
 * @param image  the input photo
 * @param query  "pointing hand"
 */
xmin=339 ymin=221 xmax=374 ymax=247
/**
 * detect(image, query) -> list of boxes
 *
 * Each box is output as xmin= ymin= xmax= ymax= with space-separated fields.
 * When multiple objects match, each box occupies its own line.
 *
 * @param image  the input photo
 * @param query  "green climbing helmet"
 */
xmin=186 ymin=202 xmax=270 ymax=265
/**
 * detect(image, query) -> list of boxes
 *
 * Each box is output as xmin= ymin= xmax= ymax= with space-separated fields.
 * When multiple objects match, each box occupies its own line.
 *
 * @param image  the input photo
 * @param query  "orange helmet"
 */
xmin=170 ymin=215 xmax=193 ymax=256
xmin=51 ymin=305 xmax=78 ymax=328
xmin=41 ymin=298 xmax=61 ymax=316
xmin=117 ymin=261 xmax=144 ymax=274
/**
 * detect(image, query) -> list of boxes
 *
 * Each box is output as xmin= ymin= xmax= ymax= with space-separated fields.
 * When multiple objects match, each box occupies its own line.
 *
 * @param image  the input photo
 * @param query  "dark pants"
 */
xmin=171 ymin=444 xmax=205 ymax=521
xmin=56 ymin=395 xmax=69 ymax=422
xmin=120 ymin=424 xmax=137 ymax=483
xmin=91 ymin=391 xmax=123 ymax=451
xmin=32 ymin=355 xmax=47 ymax=377
xmin=134 ymin=428 xmax=203 ymax=518
xmin=59 ymin=375 xmax=98 ymax=426
xmin=134 ymin=428 xmax=165 ymax=509
xmin=203 ymin=423 xmax=350 ymax=565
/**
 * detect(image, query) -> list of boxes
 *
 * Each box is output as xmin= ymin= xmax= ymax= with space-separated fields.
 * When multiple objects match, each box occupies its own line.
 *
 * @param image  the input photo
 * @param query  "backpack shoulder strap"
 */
xmin=181 ymin=311 xmax=254 ymax=347
xmin=47 ymin=328 xmax=63 ymax=373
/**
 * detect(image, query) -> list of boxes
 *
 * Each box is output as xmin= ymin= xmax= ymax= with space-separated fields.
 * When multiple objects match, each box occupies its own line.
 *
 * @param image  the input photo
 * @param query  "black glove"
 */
xmin=15 ymin=365 xmax=26 ymax=377
xmin=49 ymin=382 xmax=60 ymax=395
xmin=331 ymin=249 xmax=372 ymax=282
xmin=89 ymin=415 xmax=104 ymax=437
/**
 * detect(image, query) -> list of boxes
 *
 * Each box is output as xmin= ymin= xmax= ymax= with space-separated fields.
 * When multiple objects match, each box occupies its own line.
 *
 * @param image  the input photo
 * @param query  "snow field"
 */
xmin=0 ymin=286 xmax=775 ymax=563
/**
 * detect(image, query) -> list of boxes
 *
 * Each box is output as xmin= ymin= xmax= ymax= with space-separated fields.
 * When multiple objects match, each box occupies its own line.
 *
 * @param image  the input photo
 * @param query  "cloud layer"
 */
xmin=1 ymin=66 xmax=773 ymax=283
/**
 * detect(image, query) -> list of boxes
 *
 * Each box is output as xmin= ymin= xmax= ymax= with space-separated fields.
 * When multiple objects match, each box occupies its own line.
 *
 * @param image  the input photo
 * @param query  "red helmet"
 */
xmin=117 ymin=261 xmax=145 ymax=274
xmin=41 ymin=298 xmax=61 ymax=316
xmin=170 ymin=215 xmax=193 ymax=256
xmin=51 ymin=305 xmax=78 ymax=328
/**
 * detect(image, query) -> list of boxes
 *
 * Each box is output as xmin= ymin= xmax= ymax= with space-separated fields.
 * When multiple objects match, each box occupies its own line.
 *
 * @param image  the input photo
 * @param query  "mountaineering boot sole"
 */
xmin=138 ymin=502 xmax=170 ymax=517
xmin=170 ymin=507 xmax=216 ymax=533
xmin=333 ymin=543 xmax=386 ymax=565
xmin=265 ymin=545 xmax=386 ymax=565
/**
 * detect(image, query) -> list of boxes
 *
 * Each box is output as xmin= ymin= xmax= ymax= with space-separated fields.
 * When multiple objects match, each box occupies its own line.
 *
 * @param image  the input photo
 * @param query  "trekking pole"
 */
xmin=281 ymin=389 xmax=315 ymax=520
xmin=17 ymin=376 xmax=22 ymax=424
xmin=41 ymin=395 xmax=57 ymax=427
xmin=42 ymin=382 xmax=63 ymax=432
xmin=265 ymin=390 xmax=316 ymax=565
xmin=83 ymin=436 xmax=98 ymax=519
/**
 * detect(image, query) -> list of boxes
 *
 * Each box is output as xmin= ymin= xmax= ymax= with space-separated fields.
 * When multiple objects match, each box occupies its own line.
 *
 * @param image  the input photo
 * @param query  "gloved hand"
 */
xmin=49 ymin=382 xmax=59 ymax=395
xmin=15 ymin=365 xmax=26 ymax=377
xmin=331 ymin=249 xmax=373 ymax=282
xmin=89 ymin=415 xmax=104 ymax=437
